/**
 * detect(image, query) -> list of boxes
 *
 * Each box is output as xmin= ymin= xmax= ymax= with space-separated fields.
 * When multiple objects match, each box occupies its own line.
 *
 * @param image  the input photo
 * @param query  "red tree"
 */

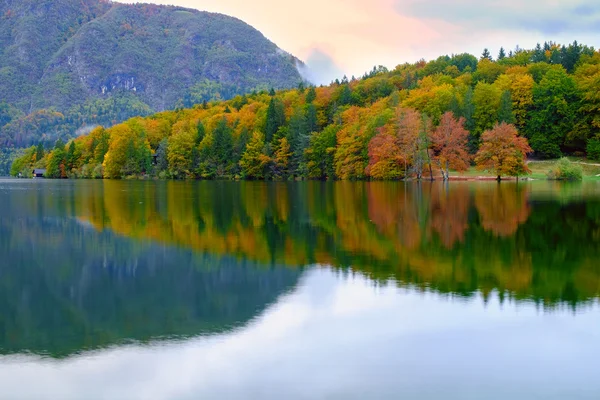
xmin=430 ymin=112 xmax=470 ymax=180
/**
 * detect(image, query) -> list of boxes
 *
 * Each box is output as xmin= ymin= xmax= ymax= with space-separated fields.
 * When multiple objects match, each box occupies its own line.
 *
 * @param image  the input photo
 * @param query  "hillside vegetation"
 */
xmin=0 ymin=0 xmax=303 ymax=149
xmin=12 ymin=42 xmax=600 ymax=180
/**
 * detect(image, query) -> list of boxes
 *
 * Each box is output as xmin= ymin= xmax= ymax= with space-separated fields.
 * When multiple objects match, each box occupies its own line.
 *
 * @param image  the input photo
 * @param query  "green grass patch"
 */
xmin=449 ymin=157 xmax=600 ymax=181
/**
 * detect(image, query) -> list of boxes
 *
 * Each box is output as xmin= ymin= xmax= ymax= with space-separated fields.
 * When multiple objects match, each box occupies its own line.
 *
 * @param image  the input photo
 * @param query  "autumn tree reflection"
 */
xmin=42 ymin=180 xmax=600 ymax=307
xmin=475 ymin=183 xmax=531 ymax=237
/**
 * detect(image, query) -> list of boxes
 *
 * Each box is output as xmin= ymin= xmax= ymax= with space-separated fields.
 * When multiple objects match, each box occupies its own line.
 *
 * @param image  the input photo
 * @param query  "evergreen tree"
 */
xmin=463 ymin=87 xmax=477 ymax=152
xmin=212 ymin=118 xmax=234 ymax=176
xmin=286 ymin=108 xmax=309 ymax=176
xmin=233 ymin=127 xmax=251 ymax=167
xmin=66 ymin=141 xmax=79 ymax=170
xmin=265 ymin=98 xmax=286 ymax=143
xmin=196 ymin=121 xmax=206 ymax=145
xmin=338 ymin=84 xmax=353 ymax=106
xmin=35 ymin=143 xmax=45 ymax=162
xmin=498 ymin=47 xmax=506 ymax=60
xmin=122 ymin=137 xmax=139 ymax=176
xmin=449 ymin=94 xmax=462 ymax=118
xmin=532 ymin=43 xmax=545 ymax=62
xmin=463 ymin=88 xmax=475 ymax=130
xmin=305 ymin=104 xmax=318 ymax=134
xmin=54 ymin=139 xmax=65 ymax=151
xmin=305 ymin=87 xmax=317 ymax=104
xmin=155 ymin=139 xmax=168 ymax=172
xmin=481 ymin=48 xmax=492 ymax=61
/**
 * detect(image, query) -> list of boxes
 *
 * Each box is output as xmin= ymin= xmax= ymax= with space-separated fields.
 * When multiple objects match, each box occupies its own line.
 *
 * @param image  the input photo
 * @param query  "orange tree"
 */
xmin=475 ymin=123 xmax=532 ymax=181
xmin=430 ymin=111 xmax=471 ymax=180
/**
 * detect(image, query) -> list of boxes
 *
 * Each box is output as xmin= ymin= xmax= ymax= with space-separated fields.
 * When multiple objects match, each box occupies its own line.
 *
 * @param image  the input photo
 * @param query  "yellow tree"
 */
xmin=167 ymin=120 xmax=196 ymax=178
xmin=475 ymin=123 xmax=532 ymax=181
xmin=103 ymin=124 xmax=134 ymax=179
xmin=473 ymin=82 xmax=502 ymax=136
xmin=272 ymin=136 xmax=292 ymax=179
xmin=509 ymin=73 xmax=535 ymax=130
xmin=239 ymin=131 xmax=270 ymax=179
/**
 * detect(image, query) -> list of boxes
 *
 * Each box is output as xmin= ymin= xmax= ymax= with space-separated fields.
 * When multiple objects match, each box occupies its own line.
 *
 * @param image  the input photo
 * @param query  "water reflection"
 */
xmin=0 ymin=187 xmax=301 ymax=356
xmin=1 ymin=179 xmax=600 ymax=358
xmin=1 ymin=269 xmax=598 ymax=400
xmin=3 ymin=180 xmax=600 ymax=304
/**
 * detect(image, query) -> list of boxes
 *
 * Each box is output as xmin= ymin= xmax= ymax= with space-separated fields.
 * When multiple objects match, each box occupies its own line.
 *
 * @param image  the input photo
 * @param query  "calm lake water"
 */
xmin=1 ymin=179 xmax=600 ymax=399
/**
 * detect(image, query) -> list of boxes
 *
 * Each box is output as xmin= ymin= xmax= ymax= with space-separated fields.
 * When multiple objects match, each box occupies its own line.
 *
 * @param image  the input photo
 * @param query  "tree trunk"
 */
xmin=426 ymin=149 xmax=434 ymax=181
xmin=445 ymin=160 xmax=449 ymax=182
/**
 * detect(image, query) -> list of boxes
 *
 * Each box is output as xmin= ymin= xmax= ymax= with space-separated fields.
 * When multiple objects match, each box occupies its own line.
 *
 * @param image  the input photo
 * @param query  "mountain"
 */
xmin=0 ymin=0 xmax=304 ymax=147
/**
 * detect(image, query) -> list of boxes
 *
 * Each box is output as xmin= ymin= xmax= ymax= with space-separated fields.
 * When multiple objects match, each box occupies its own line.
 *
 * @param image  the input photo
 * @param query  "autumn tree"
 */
xmin=167 ymin=119 xmax=196 ymax=178
xmin=103 ymin=124 xmax=151 ymax=179
xmin=418 ymin=114 xmax=434 ymax=181
xmin=239 ymin=131 xmax=270 ymax=179
xmin=45 ymin=148 xmax=67 ymax=179
xmin=430 ymin=112 xmax=470 ymax=180
xmin=509 ymin=73 xmax=535 ymax=130
xmin=396 ymin=108 xmax=422 ymax=179
xmin=272 ymin=136 xmax=292 ymax=179
xmin=366 ymin=129 xmax=403 ymax=179
xmin=475 ymin=184 xmax=530 ymax=237
xmin=475 ymin=123 xmax=532 ymax=181
xmin=92 ymin=127 xmax=110 ymax=164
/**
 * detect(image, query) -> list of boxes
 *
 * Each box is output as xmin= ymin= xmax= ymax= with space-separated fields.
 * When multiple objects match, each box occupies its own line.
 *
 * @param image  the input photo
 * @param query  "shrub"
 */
xmin=547 ymin=158 xmax=583 ymax=181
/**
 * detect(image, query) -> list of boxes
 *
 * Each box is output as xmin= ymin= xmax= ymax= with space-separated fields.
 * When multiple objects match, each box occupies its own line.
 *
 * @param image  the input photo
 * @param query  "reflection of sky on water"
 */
xmin=1 ymin=268 xmax=599 ymax=400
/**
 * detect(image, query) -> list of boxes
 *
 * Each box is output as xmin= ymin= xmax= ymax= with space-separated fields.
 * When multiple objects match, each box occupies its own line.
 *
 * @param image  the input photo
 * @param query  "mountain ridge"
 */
xmin=0 ymin=0 xmax=304 ymax=147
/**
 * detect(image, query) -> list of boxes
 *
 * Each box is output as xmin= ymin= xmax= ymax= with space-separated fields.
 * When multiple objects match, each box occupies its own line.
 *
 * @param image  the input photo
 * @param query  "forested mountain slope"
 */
xmin=0 ymin=0 xmax=303 ymax=148
xmin=12 ymin=42 xmax=600 ymax=180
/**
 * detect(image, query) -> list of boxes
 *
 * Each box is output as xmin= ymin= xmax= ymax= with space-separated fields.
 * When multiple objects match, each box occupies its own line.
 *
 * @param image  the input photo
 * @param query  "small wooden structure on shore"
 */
xmin=32 ymin=169 xmax=46 ymax=178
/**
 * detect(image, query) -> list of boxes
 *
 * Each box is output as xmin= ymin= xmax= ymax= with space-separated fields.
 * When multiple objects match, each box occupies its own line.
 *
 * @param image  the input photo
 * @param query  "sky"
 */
xmin=119 ymin=0 xmax=600 ymax=84
xmin=1 ymin=268 xmax=598 ymax=398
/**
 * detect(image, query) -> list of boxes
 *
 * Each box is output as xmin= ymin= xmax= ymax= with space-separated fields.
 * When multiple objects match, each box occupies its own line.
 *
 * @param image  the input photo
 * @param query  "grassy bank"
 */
xmin=449 ymin=157 xmax=600 ymax=181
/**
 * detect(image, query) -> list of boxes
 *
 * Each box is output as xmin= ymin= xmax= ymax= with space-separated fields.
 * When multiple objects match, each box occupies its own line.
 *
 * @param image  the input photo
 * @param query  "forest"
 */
xmin=10 ymin=41 xmax=600 ymax=181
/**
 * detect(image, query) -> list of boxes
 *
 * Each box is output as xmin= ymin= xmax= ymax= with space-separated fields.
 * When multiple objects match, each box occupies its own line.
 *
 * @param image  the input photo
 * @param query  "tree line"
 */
xmin=10 ymin=41 xmax=600 ymax=180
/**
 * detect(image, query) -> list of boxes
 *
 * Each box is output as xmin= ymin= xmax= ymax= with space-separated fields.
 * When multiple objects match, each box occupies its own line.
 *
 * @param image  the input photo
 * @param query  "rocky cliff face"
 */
xmin=0 ymin=0 xmax=303 ymax=147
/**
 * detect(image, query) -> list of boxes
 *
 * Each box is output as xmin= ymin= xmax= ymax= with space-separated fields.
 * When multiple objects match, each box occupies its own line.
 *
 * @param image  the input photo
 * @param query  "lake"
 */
xmin=0 ymin=179 xmax=599 ymax=399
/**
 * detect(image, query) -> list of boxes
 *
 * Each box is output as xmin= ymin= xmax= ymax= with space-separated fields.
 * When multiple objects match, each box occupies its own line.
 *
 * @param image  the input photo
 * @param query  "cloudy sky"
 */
xmin=121 ymin=0 xmax=600 ymax=84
